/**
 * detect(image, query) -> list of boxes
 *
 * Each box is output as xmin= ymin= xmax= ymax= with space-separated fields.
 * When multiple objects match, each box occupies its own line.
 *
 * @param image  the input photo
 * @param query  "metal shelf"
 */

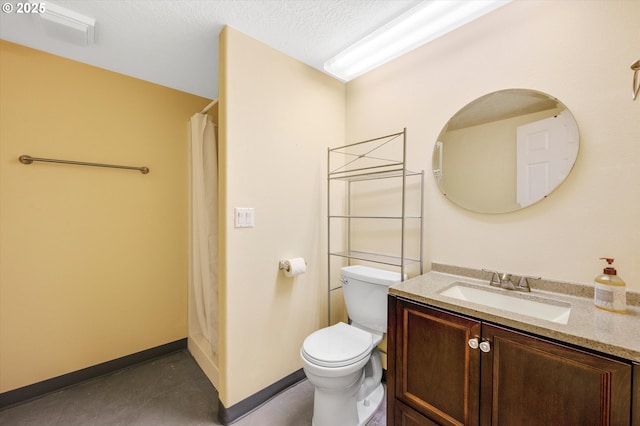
xmin=329 ymin=167 xmax=422 ymax=182
xmin=329 ymin=215 xmax=422 ymax=220
xmin=329 ymin=250 xmax=421 ymax=267
xmin=327 ymin=128 xmax=424 ymax=326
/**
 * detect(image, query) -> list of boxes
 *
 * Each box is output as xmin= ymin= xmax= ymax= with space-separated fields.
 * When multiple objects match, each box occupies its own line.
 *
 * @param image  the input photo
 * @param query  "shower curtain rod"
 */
xmin=200 ymin=98 xmax=218 ymax=114
xmin=19 ymin=155 xmax=149 ymax=174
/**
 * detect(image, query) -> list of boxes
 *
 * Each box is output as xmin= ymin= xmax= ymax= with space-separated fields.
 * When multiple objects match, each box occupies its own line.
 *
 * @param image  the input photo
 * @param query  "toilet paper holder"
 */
xmin=279 ymin=259 xmax=307 ymax=272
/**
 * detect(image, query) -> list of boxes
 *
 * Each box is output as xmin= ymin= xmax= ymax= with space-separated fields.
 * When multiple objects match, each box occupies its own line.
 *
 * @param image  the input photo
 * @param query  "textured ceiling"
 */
xmin=0 ymin=0 xmax=420 ymax=99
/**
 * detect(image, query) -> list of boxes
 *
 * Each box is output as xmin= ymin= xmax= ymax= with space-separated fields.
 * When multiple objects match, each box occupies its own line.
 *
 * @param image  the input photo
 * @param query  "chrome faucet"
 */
xmin=482 ymin=269 xmax=540 ymax=292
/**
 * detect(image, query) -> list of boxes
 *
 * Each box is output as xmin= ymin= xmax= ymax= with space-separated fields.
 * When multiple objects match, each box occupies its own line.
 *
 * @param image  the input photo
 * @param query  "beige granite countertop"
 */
xmin=389 ymin=268 xmax=640 ymax=363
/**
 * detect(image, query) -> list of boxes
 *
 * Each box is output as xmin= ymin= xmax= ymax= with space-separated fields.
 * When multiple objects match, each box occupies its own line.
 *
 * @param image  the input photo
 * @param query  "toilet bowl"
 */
xmin=301 ymin=322 xmax=384 ymax=426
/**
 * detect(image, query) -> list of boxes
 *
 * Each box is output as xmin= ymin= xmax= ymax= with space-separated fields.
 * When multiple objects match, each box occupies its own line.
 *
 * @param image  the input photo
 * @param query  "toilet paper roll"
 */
xmin=283 ymin=257 xmax=306 ymax=277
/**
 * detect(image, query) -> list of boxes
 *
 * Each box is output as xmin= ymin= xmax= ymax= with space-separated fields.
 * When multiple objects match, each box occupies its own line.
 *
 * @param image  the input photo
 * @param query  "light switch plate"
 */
xmin=234 ymin=207 xmax=254 ymax=228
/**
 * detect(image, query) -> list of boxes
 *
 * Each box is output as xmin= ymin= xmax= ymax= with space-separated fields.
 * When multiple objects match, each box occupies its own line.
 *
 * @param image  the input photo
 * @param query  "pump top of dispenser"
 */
xmin=600 ymin=257 xmax=617 ymax=275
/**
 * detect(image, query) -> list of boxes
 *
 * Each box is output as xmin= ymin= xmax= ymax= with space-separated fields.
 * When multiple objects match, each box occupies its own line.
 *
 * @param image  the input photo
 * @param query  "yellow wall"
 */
xmin=346 ymin=1 xmax=640 ymax=289
xmin=218 ymin=27 xmax=344 ymax=407
xmin=0 ymin=40 xmax=209 ymax=392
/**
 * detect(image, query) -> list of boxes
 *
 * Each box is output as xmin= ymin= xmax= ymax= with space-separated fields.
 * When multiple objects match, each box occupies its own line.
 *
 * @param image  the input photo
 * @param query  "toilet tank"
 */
xmin=341 ymin=265 xmax=403 ymax=334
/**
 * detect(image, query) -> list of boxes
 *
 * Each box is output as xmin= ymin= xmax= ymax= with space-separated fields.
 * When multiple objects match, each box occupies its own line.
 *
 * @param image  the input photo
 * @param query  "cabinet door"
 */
xmin=393 ymin=298 xmax=481 ymax=426
xmin=481 ymin=323 xmax=632 ymax=426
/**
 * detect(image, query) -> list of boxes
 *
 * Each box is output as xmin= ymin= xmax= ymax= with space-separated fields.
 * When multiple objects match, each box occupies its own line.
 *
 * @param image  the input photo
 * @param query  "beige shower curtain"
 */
xmin=189 ymin=113 xmax=218 ymax=356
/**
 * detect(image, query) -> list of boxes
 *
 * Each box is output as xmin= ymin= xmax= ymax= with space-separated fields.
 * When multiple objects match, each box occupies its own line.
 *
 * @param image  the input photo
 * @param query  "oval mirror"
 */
xmin=432 ymin=89 xmax=579 ymax=214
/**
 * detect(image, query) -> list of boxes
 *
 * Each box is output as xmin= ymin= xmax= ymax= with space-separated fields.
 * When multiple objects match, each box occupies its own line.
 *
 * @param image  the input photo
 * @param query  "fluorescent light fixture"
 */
xmin=33 ymin=1 xmax=96 ymax=46
xmin=324 ymin=0 xmax=511 ymax=82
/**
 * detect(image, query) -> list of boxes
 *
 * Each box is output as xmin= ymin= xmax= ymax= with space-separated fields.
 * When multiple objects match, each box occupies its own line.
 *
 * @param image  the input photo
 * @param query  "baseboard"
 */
xmin=218 ymin=368 xmax=307 ymax=425
xmin=0 ymin=338 xmax=187 ymax=410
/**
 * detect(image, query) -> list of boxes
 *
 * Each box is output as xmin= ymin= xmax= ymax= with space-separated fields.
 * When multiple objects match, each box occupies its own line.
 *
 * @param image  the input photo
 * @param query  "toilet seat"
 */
xmin=302 ymin=322 xmax=373 ymax=368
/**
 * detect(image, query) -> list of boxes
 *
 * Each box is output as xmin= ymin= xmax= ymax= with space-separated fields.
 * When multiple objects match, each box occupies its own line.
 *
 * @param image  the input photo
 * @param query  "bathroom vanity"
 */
xmin=386 ymin=266 xmax=640 ymax=426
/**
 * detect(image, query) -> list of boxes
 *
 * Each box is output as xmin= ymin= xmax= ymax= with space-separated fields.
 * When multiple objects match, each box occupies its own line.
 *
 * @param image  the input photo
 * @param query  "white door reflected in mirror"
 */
xmin=516 ymin=111 xmax=579 ymax=208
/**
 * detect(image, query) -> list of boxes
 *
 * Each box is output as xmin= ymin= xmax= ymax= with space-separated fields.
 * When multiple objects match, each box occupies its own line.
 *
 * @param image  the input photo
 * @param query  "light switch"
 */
xmin=245 ymin=208 xmax=255 ymax=227
xmin=234 ymin=208 xmax=245 ymax=227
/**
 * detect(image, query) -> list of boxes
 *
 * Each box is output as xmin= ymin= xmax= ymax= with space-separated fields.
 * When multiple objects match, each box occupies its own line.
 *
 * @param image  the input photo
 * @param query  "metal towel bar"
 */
xmin=19 ymin=155 xmax=149 ymax=174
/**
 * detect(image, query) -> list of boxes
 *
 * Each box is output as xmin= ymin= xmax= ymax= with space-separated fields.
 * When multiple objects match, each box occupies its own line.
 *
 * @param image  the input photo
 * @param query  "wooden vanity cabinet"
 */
xmin=388 ymin=296 xmax=633 ymax=426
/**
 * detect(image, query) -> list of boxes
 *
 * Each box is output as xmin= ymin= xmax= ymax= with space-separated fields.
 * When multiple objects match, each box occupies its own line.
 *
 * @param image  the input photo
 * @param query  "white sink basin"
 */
xmin=438 ymin=282 xmax=572 ymax=324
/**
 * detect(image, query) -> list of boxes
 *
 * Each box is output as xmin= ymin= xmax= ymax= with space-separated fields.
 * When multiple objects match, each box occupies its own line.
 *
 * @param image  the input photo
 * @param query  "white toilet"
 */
xmin=300 ymin=265 xmax=402 ymax=426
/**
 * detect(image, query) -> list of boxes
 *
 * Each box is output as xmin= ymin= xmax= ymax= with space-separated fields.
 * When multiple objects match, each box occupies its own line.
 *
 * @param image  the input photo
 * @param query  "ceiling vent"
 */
xmin=35 ymin=1 xmax=95 ymax=46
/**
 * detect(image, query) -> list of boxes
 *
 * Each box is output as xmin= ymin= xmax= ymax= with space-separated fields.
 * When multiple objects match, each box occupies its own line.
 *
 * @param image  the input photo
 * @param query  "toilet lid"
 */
xmin=301 ymin=322 xmax=373 ymax=367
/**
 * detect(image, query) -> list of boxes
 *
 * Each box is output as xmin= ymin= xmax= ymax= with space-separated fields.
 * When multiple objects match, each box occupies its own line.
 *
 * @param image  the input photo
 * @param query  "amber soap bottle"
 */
xmin=594 ymin=258 xmax=626 ymax=313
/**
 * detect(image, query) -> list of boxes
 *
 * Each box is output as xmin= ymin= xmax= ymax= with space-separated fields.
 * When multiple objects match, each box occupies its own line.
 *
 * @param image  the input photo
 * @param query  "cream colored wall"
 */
xmin=217 ymin=27 xmax=344 ymax=407
xmin=346 ymin=1 xmax=640 ymax=290
xmin=0 ymin=41 xmax=209 ymax=392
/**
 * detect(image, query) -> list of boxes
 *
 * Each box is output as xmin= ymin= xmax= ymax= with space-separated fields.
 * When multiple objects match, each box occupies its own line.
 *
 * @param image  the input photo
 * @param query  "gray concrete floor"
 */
xmin=0 ymin=350 xmax=386 ymax=426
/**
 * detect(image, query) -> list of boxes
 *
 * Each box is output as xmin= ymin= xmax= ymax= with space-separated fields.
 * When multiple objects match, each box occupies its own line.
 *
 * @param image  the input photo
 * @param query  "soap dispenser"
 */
xmin=594 ymin=258 xmax=626 ymax=313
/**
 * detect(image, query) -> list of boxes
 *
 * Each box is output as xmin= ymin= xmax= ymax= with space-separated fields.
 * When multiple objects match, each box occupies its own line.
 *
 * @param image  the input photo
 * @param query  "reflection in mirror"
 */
xmin=433 ymin=89 xmax=579 ymax=214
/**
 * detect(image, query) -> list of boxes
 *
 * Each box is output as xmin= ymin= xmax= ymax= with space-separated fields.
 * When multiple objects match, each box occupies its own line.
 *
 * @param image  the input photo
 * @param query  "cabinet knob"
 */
xmin=468 ymin=338 xmax=479 ymax=349
xmin=479 ymin=340 xmax=491 ymax=353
